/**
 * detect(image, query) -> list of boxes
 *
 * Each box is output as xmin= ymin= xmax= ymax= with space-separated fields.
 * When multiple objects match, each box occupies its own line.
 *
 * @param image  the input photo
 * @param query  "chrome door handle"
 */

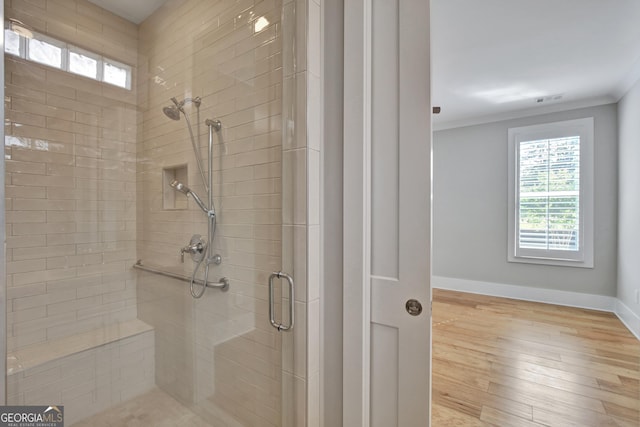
xmin=268 ymin=271 xmax=295 ymax=331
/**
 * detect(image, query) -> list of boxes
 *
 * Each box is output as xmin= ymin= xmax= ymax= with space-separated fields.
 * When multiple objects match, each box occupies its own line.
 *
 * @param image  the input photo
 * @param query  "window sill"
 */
xmin=508 ymin=254 xmax=594 ymax=269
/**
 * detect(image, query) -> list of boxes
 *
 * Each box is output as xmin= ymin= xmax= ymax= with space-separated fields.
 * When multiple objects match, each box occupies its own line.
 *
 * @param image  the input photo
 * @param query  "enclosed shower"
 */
xmin=1 ymin=0 xmax=320 ymax=425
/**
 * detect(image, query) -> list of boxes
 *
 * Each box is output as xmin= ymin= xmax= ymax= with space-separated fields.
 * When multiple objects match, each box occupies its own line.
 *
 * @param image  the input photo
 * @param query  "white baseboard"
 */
xmin=614 ymin=299 xmax=640 ymax=340
xmin=432 ymin=276 xmax=639 ymax=340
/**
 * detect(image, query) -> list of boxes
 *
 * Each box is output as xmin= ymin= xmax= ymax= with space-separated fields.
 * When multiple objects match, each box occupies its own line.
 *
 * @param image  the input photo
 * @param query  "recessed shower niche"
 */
xmin=163 ymin=165 xmax=188 ymax=210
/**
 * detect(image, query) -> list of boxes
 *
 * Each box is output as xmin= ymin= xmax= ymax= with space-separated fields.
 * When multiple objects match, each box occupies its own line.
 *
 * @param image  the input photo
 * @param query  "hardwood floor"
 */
xmin=432 ymin=289 xmax=640 ymax=427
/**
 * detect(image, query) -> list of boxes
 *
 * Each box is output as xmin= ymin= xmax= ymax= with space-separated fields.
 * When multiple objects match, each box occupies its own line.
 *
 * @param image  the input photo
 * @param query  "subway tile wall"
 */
xmin=136 ymin=0 xmax=285 ymax=425
xmin=7 ymin=329 xmax=155 ymax=426
xmin=4 ymin=0 xmax=139 ymax=353
xmin=3 ymin=0 xmax=319 ymax=425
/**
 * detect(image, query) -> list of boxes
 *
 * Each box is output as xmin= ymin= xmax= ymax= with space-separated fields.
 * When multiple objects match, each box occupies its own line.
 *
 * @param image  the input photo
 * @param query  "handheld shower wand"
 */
xmin=169 ymin=180 xmax=209 ymax=214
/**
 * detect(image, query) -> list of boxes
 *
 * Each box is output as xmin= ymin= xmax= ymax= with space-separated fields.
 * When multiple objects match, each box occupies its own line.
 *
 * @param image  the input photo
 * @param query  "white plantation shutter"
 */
xmin=518 ymin=136 xmax=580 ymax=251
xmin=508 ymin=118 xmax=594 ymax=267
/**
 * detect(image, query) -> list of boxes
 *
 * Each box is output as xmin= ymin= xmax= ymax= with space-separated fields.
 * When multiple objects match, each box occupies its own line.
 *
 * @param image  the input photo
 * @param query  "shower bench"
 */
xmin=6 ymin=319 xmax=155 ymax=425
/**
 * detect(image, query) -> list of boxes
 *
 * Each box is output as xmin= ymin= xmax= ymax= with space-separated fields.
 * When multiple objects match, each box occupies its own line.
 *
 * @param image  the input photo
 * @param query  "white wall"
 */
xmin=617 ymin=79 xmax=640 ymax=318
xmin=433 ymin=104 xmax=618 ymax=296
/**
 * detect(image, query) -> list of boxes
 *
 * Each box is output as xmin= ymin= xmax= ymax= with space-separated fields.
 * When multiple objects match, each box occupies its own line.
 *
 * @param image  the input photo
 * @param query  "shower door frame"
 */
xmin=280 ymin=0 xmax=323 ymax=425
xmin=0 ymin=0 xmax=7 ymax=405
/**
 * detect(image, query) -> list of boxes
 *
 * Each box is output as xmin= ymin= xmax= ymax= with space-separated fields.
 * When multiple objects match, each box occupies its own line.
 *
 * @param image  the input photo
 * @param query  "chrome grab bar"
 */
xmin=133 ymin=260 xmax=229 ymax=291
xmin=268 ymin=271 xmax=295 ymax=331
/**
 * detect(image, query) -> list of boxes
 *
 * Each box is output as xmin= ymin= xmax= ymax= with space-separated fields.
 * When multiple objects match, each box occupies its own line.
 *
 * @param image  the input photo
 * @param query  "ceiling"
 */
xmin=432 ymin=0 xmax=640 ymax=129
xmin=87 ymin=0 xmax=165 ymax=24
xmin=88 ymin=0 xmax=640 ymax=129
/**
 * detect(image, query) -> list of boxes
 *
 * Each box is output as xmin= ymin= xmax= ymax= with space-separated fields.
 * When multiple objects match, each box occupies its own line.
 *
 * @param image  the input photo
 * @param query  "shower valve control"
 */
xmin=180 ymin=234 xmax=207 ymax=263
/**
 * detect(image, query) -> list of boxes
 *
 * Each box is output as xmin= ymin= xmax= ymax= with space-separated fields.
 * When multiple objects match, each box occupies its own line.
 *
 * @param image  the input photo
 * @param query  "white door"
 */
xmin=343 ymin=0 xmax=432 ymax=426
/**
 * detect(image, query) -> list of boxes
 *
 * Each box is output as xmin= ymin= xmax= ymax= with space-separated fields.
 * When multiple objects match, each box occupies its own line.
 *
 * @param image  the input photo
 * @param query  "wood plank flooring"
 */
xmin=432 ymin=289 xmax=640 ymax=427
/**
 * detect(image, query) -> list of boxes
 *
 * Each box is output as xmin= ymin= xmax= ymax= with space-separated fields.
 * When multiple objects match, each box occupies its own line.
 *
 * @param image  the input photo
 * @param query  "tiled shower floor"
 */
xmin=70 ymin=387 xmax=211 ymax=427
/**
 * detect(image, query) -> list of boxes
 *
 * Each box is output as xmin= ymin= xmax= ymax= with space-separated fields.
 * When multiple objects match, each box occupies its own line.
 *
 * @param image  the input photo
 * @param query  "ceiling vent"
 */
xmin=535 ymin=94 xmax=564 ymax=104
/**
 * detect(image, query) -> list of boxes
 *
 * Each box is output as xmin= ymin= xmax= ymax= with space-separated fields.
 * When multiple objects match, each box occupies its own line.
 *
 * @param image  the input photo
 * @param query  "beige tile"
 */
xmin=283 ymin=148 xmax=307 ymax=225
xmin=13 ymin=288 xmax=76 ymax=311
xmin=5 ymin=160 xmax=46 ymax=175
xmin=283 ymin=301 xmax=307 ymax=377
xmin=13 ymin=312 xmax=77 ymax=336
xmin=47 ymin=295 xmax=102 ymax=316
xmin=307 ymin=0 xmax=321 ymax=77
xmin=307 ymin=225 xmax=320 ymax=301
xmin=5 ymin=83 xmax=46 ymax=104
xmin=5 ymin=211 xmax=46 ymax=224
xmin=12 ymin=124 xmax=75 ymax=145
xmin=7 ymin=329 xmax=47 ymax=351
xmin=294 ymin=0 xmax=308 ymax=74
xmin=11 ymin=222 xmax=48 ymax=236
xmin=7 ymin=283 xmax=47 ymax=300
xmin=11 ymin=147 xmax=74 ymax=165
xmin=282 ymin=75 xmax=297 ymax=149
xmin=307 ymin=148 xmax=320 ymax=225
xmin=8 ymin=305 xmax=47 ymax=323
xmin=11 ymin=97 xmax=76 ymax=121
xmin=307 ymin=370 xmax=320 ymax=427
xmin=6 ymin=235 xmax=46 ymax=250
xmin=282 ymin=372 xmax=307 ymax=427
xmin=282 ymin=225 xmax=308 ymax=302
xmin=307 ymin=73 xmax=321 ymax=151
xmin=6 ymin=187 xmax=47 ymax=201
xmin=8 ymin=325 xmax=155 ymax=424
xmin=7 ymin=259 xmax=47 ymax=274
xmin=307 ymin=299 xmax=320 ymax=375
xmin=13 ymin=245 xmax=75 ymax=261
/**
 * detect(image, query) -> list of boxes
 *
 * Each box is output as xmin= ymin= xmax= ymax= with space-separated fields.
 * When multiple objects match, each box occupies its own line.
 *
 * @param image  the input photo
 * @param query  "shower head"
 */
xmin=162 ymin=97 xmax=202 ymax=121
xmin=170 ymin=180 xmax=209 ymax=213
xmin=163 ymin=105 xmax=181 ymax=121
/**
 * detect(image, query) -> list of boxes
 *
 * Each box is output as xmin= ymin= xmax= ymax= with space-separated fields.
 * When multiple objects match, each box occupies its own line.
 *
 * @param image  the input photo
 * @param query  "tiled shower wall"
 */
xmin=4 ymin=0 xmax=321 ymax=425
xmin=4 ymin=0 xmax=139 ymax=353
xmin=136 ymin=0 xmax=285 ymax=425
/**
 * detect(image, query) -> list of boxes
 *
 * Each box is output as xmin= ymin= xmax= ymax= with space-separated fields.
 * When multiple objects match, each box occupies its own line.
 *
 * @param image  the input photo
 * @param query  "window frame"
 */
xmin=68 ymin=45 xmax=101 ymax=80
xmin=4 ymin=24 xmax=23 ymax=57
xmin=27 ymin=32 xmax=66 ymax=69
xmin=103 ymin=57 xmax=132 ymax=90
xmin=507 ymin=117 xmax=595 ymax=268
xmin=4 ymin=24 xmax=132 ymax=90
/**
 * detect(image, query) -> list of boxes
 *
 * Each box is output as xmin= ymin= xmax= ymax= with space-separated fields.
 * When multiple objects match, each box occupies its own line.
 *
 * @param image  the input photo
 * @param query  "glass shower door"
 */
xmin=3 ymin=0 xmax=311 ymax=425
xmin=134 ymin=0 xmax=300 ymax=426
